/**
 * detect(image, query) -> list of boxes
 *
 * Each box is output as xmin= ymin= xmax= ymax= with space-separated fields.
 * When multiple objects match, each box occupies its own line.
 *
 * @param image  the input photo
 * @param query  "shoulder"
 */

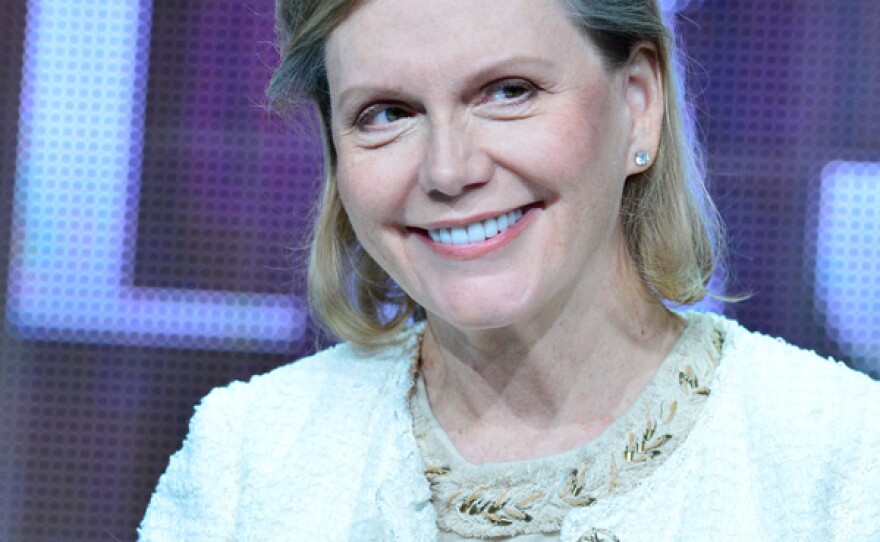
xmin=139 ymin=324 xmax=428 ymax=541
xmin=705 ymin=312 xmax=880 ymax=412
xmin=166 ymin=324 xmax=425 ymax=482
xmin=197 ymin=323 xmax=424 ymax=432
xmin=681 ymin=311 xmax=880 ymax=467
xmin=689 ymin=313 xmax=880 ymax=537
xmin=696 ymin=312 xmax=880 ymax=468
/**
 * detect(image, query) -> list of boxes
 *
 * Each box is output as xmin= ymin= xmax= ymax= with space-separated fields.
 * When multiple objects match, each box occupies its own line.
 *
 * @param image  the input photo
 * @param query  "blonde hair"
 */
xmin=268 ymin=0 xmax=726 ymax=348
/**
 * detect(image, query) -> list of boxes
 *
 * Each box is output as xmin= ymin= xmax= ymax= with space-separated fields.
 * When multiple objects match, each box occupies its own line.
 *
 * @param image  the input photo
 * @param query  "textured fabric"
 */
xmin=138 ymin=312 xmax=880 ymax=541
xmin=413 ymin=314 xmax=721 ymax=539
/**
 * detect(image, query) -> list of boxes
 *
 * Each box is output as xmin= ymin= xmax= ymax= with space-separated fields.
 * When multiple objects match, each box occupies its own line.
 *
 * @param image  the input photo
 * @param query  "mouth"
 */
xmin=421 ymin=204 xmax=536 ymax=246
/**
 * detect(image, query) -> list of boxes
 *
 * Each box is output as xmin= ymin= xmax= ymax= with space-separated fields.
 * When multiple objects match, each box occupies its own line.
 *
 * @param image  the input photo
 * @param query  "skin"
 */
xmin=326 ymin=0 xmax=682 ymax=464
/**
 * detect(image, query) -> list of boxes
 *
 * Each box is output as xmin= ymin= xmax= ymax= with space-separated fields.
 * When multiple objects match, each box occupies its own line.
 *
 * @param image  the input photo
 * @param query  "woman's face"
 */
xmin=325 ymin=0 xmax=658 ymax=330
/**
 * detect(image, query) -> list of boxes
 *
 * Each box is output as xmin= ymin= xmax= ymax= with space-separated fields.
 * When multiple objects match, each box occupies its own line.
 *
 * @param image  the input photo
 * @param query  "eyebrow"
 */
xmin=333 ymin=54 xmax=560 ymax=115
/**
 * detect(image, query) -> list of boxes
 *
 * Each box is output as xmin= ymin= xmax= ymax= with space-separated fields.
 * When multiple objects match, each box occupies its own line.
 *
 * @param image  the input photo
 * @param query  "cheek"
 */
xmin=335 ymin=152 xmax=413 ymax=263
xmin=336 ymin=135 xmax=426 ymax=220
xmin=337 ymin=155 xmax=392 ymax=224
xmin=551 ymin=96 xmax=623 ymax=168
xmin=543 ymin=101 xmax=628 ymax=196
xmin=488 ymin=109 xmax=619 ymax=199
xmin=337 ymin=182 xmax=382 ymax=263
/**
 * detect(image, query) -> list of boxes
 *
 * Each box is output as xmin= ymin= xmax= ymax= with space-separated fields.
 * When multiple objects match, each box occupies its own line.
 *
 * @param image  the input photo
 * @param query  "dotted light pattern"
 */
xmin=4 ymin=0 xmax=720 ymax=357
xmin=0 ymin=1 xmax=879 ymax=541
xmin=659 ymin=0 xmax=706 ymax=13
xmin=6 ymin=0 xmax=307 ymax=352
xmin=815 ymin=161 xmax=880 ymax=368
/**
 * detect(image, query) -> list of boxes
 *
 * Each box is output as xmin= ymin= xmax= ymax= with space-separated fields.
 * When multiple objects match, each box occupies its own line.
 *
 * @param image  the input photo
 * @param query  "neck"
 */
xmin=419 ymin=243 xmax=683 ymax=463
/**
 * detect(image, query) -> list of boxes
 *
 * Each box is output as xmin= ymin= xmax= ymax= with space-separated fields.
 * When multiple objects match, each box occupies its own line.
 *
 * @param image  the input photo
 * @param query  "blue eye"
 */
xmin=357 ymin=104 xmax=411 ymax=128
xmin=487 ymin=80 xmax=535 ymax=103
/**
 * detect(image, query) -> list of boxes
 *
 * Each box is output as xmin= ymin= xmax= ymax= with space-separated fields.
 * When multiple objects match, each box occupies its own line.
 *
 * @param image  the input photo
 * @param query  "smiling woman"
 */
xmin=328 ymin=0 xmax=662 ymax=337
xmin=138 ymin=1 xmax=880 ymax=541
xmin=283 ymin=0 xmax=718 ymax=347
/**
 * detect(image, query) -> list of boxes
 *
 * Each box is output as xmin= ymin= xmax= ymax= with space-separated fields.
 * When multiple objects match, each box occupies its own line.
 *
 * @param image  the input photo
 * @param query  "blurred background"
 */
xmin=1 ymin=0 xmax=878 ymax=540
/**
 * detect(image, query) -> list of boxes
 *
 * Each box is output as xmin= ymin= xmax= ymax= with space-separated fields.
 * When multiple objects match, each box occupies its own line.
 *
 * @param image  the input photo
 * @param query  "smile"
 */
xmin=427 ymin=207 xmax=525 ymax=246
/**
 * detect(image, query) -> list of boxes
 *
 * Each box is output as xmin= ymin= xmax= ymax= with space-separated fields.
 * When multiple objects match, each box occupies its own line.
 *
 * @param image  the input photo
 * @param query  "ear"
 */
xmin=622 ymin=43 xmax=664 ymax=176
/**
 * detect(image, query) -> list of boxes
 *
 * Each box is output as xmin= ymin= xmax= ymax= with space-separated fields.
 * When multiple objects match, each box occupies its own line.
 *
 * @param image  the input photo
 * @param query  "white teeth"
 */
xmin=450 ymin=227 xmax=469 ymax=245
xmin=497 ymin=213 xmax=509 ymax=231
xmin=483 ymin=217 xmax=498 ymax=238
xmin=467 ymin=222 xmax=486 ymax=243
xmin=427 ymin=207 xmax=527 ymax=246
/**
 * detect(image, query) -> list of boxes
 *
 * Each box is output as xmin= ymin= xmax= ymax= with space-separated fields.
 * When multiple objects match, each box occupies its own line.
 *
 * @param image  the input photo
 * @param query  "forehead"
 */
xmin=325 ymin=0 xmax=591 ymax=92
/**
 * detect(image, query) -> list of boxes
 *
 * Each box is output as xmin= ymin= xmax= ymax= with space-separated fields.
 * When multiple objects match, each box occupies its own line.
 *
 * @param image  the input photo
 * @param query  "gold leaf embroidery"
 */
xmin=503 ymin=505 xmax=531 ymax=521
xmin=463 ymin=487 xmax=486 ymax=508
xmin=426 ymin=465 xmax=450 ymax=478
xmin=562 ymin=495 xmax=597 ymax=507
xmin=560 ymin=469 xmax=577 ymax=498
xmin=644 ymin=434 xmax=672 ymax=452
xmin=482 ymin=509 xmax=512 ymax=525
xmin=515 ymin=492 xmax=544 ymax=508
xmin=423 ymin=322 xmax=723 ymax=533
xmin=493 ymin=487 xmax=511 ymax=508
xmin=664 ymin=400 xmax=678 ymax=424
xmin=578 ymin=528 xmax=620 ymax=542
xmin=575 ymin=465 xmax=587 ymax=495
xmin=445 ymin=490 xmax=462 ymax=507
xmin=609 ymin=454 xmax=618 ymax=491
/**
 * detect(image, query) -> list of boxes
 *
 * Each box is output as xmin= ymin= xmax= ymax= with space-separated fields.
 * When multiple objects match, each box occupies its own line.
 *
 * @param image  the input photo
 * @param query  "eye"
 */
xmin=356 ymin=104 xmax=413 ymax=129
xmin=485 ymin=79 xmax=536 ymax=104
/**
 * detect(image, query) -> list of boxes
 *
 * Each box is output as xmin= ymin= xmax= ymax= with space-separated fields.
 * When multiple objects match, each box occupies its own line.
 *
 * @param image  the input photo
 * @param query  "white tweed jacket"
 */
xmin=138 ymin=313 xmax=880 ymax=541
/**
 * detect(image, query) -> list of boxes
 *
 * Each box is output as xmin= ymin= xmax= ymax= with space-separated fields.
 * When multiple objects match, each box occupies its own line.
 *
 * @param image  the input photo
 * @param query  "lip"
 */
xmin=414 ymin=204 xmax=532 ymax=231
xmin=410 ymin=203 xmax=541 ymax=260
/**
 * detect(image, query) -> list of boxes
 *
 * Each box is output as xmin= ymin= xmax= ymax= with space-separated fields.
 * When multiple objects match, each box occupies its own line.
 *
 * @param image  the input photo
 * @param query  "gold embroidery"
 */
xmin=462 ymin=487 xmax=486 ymax=509
xmin=609 ymin=454 xmax=618 ymax=491
xmin=503 ymin=505 xmax=530 ymax=520
xmin=578 ymin=528 xmax=620 ymax=542
xmin=453 ymin=487 xmax=539 ymax=524
xmin=494 ymin=487 xmax=512 ymax=507
xmin=444 ymin=489 xmax=462 ymax=507
xmin=515 ymin=492 xmax=544 ymax=508
xmin=418 ymin=317 xmax=724 ymax=535
xmin=425 ymin=465 xmax=450 ymax=478
xmin=624 ymin=407 xmax=673 ymax=463
xmin=559 ymin=465 xmax=598 ymax=507
xmin=711 ymin=328 xmax=724 ymax=353
xmin=482 ymin=509 xmax=512 ymax=526
xmin=679 ymin=364 xmax=711 ymax=396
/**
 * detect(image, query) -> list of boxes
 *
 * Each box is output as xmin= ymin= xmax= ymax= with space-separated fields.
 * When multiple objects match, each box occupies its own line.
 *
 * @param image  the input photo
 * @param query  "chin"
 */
xmin=430 ymin=313 xmax=517 ymax=333
xmin=425 ymin=290 xmax=536 ymax=332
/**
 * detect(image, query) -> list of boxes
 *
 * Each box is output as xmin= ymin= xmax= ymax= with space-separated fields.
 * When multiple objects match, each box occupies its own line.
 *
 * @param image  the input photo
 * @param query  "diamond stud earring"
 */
xmin=634 ymin=151 xmax=651 ymax=167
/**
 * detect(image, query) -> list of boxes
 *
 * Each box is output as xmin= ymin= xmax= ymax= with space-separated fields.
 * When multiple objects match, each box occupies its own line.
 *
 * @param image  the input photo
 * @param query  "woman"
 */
xmin=139 ymin=0 xmax=880 ymax=540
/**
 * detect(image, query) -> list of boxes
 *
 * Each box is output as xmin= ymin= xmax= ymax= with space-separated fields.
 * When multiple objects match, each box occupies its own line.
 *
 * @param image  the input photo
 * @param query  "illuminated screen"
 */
xmin=0 ymin=0 xmax=877 ymax=539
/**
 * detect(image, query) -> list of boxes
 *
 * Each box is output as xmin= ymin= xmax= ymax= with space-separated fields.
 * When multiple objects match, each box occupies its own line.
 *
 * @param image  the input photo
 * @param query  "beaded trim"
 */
xmin=412 ymin=314 xmax=724 ymax=538
xmin=578 ymin=528 xmax=621 ymax=542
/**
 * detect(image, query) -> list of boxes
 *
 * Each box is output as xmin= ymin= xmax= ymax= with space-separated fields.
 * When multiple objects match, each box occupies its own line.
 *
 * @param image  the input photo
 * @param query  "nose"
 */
xmin=418 ymin=117 xmax=493 ymax=198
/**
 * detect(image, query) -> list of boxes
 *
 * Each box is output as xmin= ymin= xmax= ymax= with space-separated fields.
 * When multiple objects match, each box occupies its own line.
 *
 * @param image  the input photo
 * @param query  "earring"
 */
xmin=634 ymin=151 xmax=651 ymax=167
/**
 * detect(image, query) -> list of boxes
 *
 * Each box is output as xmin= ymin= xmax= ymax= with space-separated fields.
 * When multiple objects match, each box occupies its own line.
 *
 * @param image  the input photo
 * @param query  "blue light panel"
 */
xmin=6 ymin=0 xmax=306 ymax=352
xmin=815 ymin=161 xmax=880 ymax=370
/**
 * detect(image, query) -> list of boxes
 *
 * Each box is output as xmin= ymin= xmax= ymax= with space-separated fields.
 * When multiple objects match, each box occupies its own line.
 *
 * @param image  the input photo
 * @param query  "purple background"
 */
xmin=0 ymin=1 xmax=878 ymax=540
